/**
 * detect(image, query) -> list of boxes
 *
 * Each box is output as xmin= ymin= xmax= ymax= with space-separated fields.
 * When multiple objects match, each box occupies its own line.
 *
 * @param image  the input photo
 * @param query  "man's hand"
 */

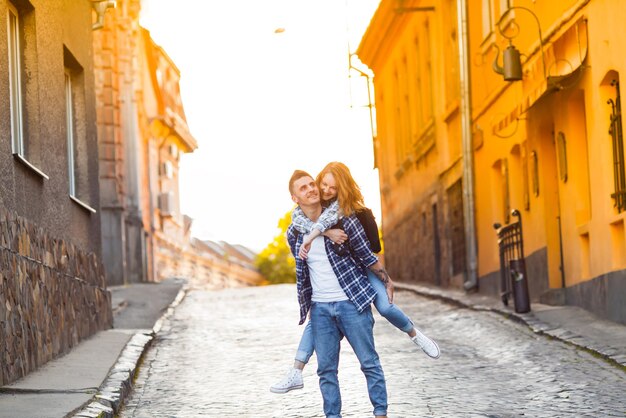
xmin=298 ymin=241 xmax=312 ymax=260
xmin=385 ymin=278 xmax=394 ymax=304
xmin=323 ymin=228 xmax=348 ymax=245
xmin=371 ymin=264 xmax=394 ymax=303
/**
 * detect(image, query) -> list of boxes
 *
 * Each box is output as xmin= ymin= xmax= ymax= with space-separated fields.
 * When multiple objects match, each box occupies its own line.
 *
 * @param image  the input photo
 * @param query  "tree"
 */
xmin=255 ymin=210 xmax=296 ymax=284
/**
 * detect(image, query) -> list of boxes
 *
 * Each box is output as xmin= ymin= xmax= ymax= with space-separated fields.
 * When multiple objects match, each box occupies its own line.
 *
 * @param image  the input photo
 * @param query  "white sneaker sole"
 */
xmin=270 ymin=384 xmax=304 ymax=394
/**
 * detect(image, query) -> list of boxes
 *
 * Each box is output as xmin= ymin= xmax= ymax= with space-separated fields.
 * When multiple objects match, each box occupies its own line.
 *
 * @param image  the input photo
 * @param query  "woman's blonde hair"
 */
xmin=316 ymin=162 xmax=365 ymax=217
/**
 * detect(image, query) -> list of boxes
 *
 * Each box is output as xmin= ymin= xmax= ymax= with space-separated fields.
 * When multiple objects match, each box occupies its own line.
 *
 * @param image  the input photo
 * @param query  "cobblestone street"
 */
xmin=118 ymin=284 xmax=626 ymax=417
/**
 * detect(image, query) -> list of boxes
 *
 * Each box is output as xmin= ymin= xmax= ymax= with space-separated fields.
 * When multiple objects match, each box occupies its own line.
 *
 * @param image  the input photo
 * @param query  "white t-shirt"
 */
xmin=307 ymin=235 xmax=348 ymax=303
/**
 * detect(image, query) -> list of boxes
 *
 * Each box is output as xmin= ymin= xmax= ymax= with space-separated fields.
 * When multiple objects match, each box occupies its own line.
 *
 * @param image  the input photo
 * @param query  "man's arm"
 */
xmin=286 ymin=224 xmax=299 ymax=258
xmin=343 ymin=216 xmax=394 ymax=302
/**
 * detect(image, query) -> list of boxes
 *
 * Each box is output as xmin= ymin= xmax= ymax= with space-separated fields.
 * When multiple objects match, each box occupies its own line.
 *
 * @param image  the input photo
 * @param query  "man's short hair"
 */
xmin=289 ymin=170 xmax=313 ymax=195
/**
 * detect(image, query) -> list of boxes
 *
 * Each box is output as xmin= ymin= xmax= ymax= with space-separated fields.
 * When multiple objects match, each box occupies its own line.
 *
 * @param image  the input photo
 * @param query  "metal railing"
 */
xmin=609 ymin=79 xmax=626 ymax=213
xmin=493 ymin=209 xmax=530 ymax=312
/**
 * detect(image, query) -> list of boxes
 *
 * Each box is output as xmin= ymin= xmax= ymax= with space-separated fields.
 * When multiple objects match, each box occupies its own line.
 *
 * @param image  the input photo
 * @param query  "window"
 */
xmin=609 ymin=79 xmax=626 ymax=212
xmin=401 ymin=56 xmax=412 ymax=150
xmin=65 ymin=48 xmax=95 ymax=213
xmin=556 ymin=131 xmax=568 ymax=182
xmin=447 ymin=180 xmax=466 ymax=275
xmin=501 ymin=158 xmax=510 ymax=224
xmin=492 ymin=158 xmax=510 ymax=224
xmin=498 ymin=0 xmax=511 ymax=20
xmin=393 ymin=68 xmax=406 ymax=167
xmin=65 ymin=72 xmax=76 ymax=195
xmin=444 ymin=0 xmax=460 ymax=105
xmin=531 ymin=150 xmax=539 ymax=197
xmin=482 ymin=0 xmax=493 ymax=40
xmin=483 ymin=0 xmax=512 ymax=42
xmin=7 ymin=3 xmax=24 ymax=156
xmin=7 ymin=1 xmax=46 ymax=178
xmin=414 ymin=20 xmax=434 ymax=128
xmin=521 ymin=142 xmax=530 ymax=210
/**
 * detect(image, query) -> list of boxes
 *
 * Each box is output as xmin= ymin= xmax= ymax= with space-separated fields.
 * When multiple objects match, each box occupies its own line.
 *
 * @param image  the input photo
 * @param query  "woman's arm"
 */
xmin=311 ymin=200 xmax=340 ymax=233
xmin=298 ymin=228 xmax=323 ymax=260
xmin=298 ymin=201 xmax=343 ymax=259
xmin=291 ymin=206 xmax=314 ymax=234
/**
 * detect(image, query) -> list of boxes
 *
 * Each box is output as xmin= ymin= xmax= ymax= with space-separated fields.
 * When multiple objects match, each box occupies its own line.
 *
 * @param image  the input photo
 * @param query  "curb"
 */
xmin=70 ymin=282 xmax=190 ymax=418
xmin=395 ymin=283 xmax=626 ymax=370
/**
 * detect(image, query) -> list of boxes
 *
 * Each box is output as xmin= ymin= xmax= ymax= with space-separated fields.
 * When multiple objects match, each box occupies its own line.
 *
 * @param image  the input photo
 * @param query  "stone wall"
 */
xmin=0 ymin=207 xmax=112 ymax=386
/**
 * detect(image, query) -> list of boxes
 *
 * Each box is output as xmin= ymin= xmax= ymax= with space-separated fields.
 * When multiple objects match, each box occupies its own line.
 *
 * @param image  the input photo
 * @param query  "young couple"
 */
xmin=275 ymin=162 xmax=440 ymax=418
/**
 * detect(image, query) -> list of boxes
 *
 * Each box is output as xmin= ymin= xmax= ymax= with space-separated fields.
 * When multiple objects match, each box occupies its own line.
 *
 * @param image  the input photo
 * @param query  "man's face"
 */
xmin=291 ymin=176 xmax=320 ymax=207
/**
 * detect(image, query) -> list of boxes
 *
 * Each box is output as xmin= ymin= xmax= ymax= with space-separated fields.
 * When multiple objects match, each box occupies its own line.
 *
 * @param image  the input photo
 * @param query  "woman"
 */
xmin=270 ymin=162 xmax=440 ymax=394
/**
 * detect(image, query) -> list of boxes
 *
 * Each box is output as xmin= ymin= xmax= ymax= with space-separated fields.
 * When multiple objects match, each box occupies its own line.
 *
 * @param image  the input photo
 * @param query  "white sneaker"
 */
xmin=411 ymin=328 xmax=441 ymax=359
xmin=270 ymin=368 xmax=304 ymax=394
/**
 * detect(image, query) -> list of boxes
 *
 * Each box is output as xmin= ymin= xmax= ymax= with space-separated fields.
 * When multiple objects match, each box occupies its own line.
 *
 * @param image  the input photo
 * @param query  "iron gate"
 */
xmin=493 ymin=209 xmax=531 ymax=313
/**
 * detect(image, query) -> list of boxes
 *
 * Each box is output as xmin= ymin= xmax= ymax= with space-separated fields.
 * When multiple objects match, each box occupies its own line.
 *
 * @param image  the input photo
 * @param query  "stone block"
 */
xmin=0 ymin=206 xmax=112 ymax=385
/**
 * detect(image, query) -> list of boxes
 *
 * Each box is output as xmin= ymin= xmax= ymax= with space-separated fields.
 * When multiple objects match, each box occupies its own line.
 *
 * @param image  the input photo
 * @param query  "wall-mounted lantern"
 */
xmin=492 ymin=6 xmax=546 ymax=82
xmin=492 ymin=43 xmax=523 ymax=81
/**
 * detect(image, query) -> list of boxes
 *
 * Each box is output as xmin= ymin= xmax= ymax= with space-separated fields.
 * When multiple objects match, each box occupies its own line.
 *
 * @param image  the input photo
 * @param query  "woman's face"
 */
xmin=320 ymin=172 xmax=338 ymax=201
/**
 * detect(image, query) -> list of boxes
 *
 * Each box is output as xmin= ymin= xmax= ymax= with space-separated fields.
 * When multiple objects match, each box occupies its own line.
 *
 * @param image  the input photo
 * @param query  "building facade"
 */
xmin=93 ymin=0 xmax=148 ymax=285
xmin=93 ymin=0 xmax=264 ymax=287
xmin=358 ymin=0 xmax=626 ymax=324
xmin=358 ymin=0 xmax=467 ymax=290
xmin=0 ymin=0 xmax=111 ymax=385
xmin=92 ymin=0 xmax=199 ymax=286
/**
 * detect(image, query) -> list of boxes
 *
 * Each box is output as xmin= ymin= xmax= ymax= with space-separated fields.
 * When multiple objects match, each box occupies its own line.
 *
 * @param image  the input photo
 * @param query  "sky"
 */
xmin=140 ymin=0 xmax=382 ymax=253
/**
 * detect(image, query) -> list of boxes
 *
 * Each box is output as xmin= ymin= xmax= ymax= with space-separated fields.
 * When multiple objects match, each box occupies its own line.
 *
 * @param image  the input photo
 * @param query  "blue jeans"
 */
xmin=295 ymin=270 xmax=413 ymax=364
xmin=311 ymin=300 xmax=387 ymax=418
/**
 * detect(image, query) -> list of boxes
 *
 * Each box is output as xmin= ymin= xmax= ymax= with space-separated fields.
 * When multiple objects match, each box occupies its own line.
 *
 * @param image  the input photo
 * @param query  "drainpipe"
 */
xmin=457 ymin=0 xmax=479 ymax=291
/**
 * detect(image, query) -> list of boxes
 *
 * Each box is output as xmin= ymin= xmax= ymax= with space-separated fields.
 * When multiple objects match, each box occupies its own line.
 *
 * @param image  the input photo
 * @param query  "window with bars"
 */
xmin=609 ymin=80 xmax=626 ymax=212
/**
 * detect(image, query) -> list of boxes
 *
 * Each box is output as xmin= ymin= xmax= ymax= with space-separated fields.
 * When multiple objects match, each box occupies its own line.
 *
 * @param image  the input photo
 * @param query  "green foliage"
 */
xmin=255 ymin=209 xmax=297 ymax=284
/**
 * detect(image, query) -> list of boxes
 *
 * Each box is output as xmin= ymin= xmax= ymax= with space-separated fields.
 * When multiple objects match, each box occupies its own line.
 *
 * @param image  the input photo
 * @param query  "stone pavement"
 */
xmin=1 ymin=277 xmax=625 ymax=417
xmin=0 ymin=277 xmax=186 ymax=418
xmin=394 ymin=282 xmax=626 ymax=370
xmin=118 ymin=284 xmax=626 ymax=417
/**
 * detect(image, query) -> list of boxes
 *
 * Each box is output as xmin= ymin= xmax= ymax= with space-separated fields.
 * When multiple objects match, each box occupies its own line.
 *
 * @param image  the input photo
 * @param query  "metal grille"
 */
xmin=493 ymin=209 xmax=525 ymax=306
xmin=609 ymin=80 xmax=626 ymax=212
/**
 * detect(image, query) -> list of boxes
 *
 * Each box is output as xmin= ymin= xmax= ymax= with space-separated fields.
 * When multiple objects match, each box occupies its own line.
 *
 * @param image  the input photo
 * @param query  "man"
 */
xmin=287 ymin=170 xmax=388 ymax=418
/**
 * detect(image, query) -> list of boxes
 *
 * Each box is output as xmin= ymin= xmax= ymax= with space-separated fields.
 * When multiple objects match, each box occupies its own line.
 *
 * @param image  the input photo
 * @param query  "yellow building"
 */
xmin=358 ymin=0 xmax=626 ymax=324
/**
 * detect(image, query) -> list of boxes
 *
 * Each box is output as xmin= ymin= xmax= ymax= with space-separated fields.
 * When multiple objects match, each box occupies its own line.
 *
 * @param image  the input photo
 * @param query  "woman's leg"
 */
xmin=368 ymin=270 xmax=441 ymax=359
xmin=270 ymin=321 xmax=314 ymax=393
xmin=294 ymin=320 xmax=315 ymax=366
xmin=368 ymin=270 xmax=414 ymax=333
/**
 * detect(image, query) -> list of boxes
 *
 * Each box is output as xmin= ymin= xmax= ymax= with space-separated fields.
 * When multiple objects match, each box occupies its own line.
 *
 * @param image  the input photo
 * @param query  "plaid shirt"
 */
xmin=287 ymin=209 xmax=379 ymax=325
